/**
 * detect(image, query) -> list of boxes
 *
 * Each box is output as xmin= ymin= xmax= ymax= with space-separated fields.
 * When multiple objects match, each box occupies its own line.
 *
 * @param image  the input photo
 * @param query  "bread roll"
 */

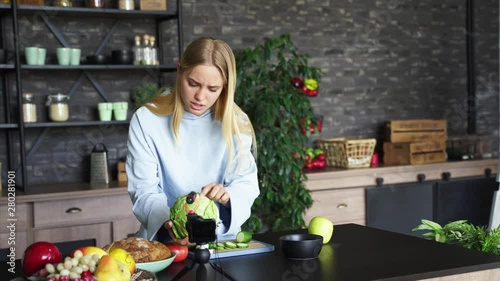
xmin=103 ymin=237 xmax=171 ymax=263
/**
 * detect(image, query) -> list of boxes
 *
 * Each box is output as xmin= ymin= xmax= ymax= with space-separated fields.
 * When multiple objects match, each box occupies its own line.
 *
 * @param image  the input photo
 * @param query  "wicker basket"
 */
xmin=315 ymin=138 xmax=377 ymax=168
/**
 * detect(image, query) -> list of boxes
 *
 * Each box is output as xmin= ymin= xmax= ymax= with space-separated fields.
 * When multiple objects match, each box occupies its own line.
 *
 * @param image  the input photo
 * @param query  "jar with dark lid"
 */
xmin=86 ymin=0 xmax=104 ymax=8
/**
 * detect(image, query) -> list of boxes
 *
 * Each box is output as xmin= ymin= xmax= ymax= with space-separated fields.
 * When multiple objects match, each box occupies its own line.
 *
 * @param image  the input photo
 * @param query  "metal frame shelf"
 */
xmin=0 ymin=0 xmax=184 ymax=192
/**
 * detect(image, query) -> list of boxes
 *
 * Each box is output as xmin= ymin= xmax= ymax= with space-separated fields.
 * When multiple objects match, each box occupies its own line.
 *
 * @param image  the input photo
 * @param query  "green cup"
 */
xmin=25 ymin=47 xmax=39 ymax=65
xmin=37 ymin=48 xmax=46 ymax=65
xmin=70 ymin=48 xmax=81 ymax=66
xmin=97 ymin=102 xmax=113 ymax=121
xmin=113 ymin=102 xmax=128 ymax=121
xmin=57 ymin=47 xmax=71 ymax=65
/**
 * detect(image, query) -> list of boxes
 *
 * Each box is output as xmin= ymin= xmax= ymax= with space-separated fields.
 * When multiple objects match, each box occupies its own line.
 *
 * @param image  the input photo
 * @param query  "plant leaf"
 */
xmin=421 ymin=219 xmax=443 ymax=231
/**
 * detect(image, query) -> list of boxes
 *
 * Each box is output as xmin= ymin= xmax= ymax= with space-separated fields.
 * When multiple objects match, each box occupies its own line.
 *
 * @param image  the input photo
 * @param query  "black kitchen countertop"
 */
xmin=5 ymin=224 xmax=500 ymax=281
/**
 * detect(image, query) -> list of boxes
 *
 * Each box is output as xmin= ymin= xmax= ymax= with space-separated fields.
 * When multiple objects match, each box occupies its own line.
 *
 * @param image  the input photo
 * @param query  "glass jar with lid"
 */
xmin=46 ymin=93 xmax=70 ymax=122
xmin=22 ymin=93 xmax=37 ymax=123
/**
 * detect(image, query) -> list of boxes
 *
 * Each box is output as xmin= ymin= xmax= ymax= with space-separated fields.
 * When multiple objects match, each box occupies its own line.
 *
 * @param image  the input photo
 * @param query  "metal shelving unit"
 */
xmin=1 ymin=0 xmax=183 ymax=192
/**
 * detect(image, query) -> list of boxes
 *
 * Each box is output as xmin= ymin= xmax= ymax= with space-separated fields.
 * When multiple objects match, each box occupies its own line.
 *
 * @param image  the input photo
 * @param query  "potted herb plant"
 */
xmin=234 ymin=34 xmax=322 ymax=232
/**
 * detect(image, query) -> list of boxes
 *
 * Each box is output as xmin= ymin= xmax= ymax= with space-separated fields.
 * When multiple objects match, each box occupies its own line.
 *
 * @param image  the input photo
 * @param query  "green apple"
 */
xmin=308 ymin=216 xmax=334 ymax=244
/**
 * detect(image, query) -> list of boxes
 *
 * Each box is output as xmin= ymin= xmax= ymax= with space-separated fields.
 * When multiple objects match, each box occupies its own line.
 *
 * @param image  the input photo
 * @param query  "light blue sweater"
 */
xmin=126 ymin=106 xmax=259 ymax=241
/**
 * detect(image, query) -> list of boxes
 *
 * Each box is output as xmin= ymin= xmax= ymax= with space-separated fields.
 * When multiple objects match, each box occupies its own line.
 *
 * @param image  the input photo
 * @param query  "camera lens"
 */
xmin=186 ymin=191 xmax=197 ymax=204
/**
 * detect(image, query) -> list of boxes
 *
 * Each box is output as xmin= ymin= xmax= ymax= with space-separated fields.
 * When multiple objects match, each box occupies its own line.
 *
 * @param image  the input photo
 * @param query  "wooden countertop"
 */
xmin=2 ymin=159 xmax=497 ymax=203
xmin=0 ymin=181 xmax=128 ymax=203
xmin=305 ymin=158 xmax=498 ymax=191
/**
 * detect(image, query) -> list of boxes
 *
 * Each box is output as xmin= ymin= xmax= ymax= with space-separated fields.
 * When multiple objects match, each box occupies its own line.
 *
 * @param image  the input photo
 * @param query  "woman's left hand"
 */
xmin=201 ymin=183 xmax=230 ymax=207
xmin=164 ymin=220 xmax=190 ymax=246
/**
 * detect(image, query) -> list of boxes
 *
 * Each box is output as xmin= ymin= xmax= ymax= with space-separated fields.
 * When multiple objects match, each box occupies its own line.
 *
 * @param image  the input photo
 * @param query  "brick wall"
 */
xmin=1 ymin=0 xmax=498 ymax=186
xmin=183 ymin=0 xmax=498 ymax=151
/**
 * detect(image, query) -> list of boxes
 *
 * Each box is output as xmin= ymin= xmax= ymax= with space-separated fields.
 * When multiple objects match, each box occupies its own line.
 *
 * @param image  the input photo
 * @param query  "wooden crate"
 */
xmin=383 ymin=141 xmax=447 ymax=165
xmin=140 ymin=0 xmax=167 ymax=10
xmin=385 ymin=119 xmax=447 ymax=143
xmin=117 ymin=161 xmax=127 ymax=185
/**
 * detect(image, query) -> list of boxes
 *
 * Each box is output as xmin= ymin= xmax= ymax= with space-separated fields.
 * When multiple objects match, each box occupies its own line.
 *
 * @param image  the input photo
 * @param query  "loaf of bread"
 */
xmin=103 ymin=237 xmax=171 ymax=263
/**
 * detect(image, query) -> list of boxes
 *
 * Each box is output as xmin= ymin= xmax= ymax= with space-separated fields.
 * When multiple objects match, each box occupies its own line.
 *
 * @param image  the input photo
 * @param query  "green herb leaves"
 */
xmin=413 ymin=219 xmax=500 ymax=255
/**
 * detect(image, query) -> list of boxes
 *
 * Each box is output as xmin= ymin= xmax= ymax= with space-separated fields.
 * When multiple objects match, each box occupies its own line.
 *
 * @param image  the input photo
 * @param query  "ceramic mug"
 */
xmin=98 ymin=102 xmax=113 ymax=121
xmin=25 ymin=47 xmax=39 ymax=65
xmin=70 ymin=48 xmax=81 ymax=66
xmin=112 ymin=102 xmax=128 ymax=121
xmin=37 ymin=48 xmax=46 ymax=65
xmin=56 ymin=47 xmax=71 ymax=65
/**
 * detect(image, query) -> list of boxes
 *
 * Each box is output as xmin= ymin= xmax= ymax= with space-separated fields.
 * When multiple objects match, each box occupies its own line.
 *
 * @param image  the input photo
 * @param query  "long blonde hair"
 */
xmin=145 ymin=37 xmax=257 ymax=170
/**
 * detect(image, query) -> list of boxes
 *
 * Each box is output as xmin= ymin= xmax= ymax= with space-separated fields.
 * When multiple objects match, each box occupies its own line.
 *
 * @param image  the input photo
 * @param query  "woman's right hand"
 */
xmin=164 ymin=220 xmax=190 ymax=246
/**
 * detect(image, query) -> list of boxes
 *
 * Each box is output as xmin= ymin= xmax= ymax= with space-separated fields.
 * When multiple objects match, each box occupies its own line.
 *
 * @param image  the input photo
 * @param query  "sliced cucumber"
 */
xmin=236 ymin=231 xmax=252 ymax=243
xmin=217 ymin=242 xmax=226 ymax=248
xmin=224 ymin=241 xmax=237 ymax=249
xmin=216 ymin=246 xmax=226 ymax=251
xmin=236 ymin=243 xmax=249 ymax=248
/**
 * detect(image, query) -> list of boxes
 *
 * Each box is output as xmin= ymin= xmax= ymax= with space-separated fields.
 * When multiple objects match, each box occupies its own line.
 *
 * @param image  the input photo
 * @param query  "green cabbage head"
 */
xmin=170 ymin=192 xmax=219 ymax=239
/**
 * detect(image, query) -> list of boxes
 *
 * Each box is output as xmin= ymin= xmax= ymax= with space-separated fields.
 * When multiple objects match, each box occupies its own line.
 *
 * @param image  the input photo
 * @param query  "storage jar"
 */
xmin=46 ymin=93 xmax=70 ymax=122
xmin=119 ymin=0 xmax=134 ymax=10
xmin=22 ymin=93 xmax=37 ymax=123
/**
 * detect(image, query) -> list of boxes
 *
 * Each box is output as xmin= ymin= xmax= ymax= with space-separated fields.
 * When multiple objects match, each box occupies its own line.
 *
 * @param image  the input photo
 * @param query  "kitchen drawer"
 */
xmin=34 ymin=222 xmax=112 ymax=248
xmin=34 ymin=194 xmax=133 ymax=228
xmin=303 ymin=187 xmax=366 ymax=224
xmin=0 ymin=202 xmax=31 ymax=231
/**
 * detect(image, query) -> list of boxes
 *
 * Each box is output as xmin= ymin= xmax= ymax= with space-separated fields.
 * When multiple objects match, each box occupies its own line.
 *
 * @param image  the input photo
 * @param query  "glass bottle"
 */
xmin=46 ymin=93 xmax=70 ymax=122
xmin=22 ymin=93 xmax=37 ymax=123
xmin=141 ymin=34 xmax=151 ymax=65
xmin=149 ymin=36 xmax=159 ymax=66
xmin=132 ymin=35 xmax=143 ymax=66
xmin=86 ymin=0 xmax=104 ymax=8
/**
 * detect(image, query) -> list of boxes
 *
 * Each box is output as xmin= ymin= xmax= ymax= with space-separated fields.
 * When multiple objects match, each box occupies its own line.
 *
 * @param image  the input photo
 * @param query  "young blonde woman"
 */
xmin=126 ymin=37 xmax=259 ymax=245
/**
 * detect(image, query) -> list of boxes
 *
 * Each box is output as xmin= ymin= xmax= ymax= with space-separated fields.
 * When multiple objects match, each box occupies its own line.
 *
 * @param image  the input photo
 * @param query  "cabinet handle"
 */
xmin=65 ymin=207 xmax=82 ymax=214
xmin=485 ymin=168 xmax=492 ymax=178
xmin=337 ymin=203 xmax=348 ymax=209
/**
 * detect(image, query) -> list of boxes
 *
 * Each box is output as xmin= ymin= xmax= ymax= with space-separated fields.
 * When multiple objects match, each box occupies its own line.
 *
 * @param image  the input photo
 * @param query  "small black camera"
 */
xmin=186 ymin=214 xmax=217 ymax=244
